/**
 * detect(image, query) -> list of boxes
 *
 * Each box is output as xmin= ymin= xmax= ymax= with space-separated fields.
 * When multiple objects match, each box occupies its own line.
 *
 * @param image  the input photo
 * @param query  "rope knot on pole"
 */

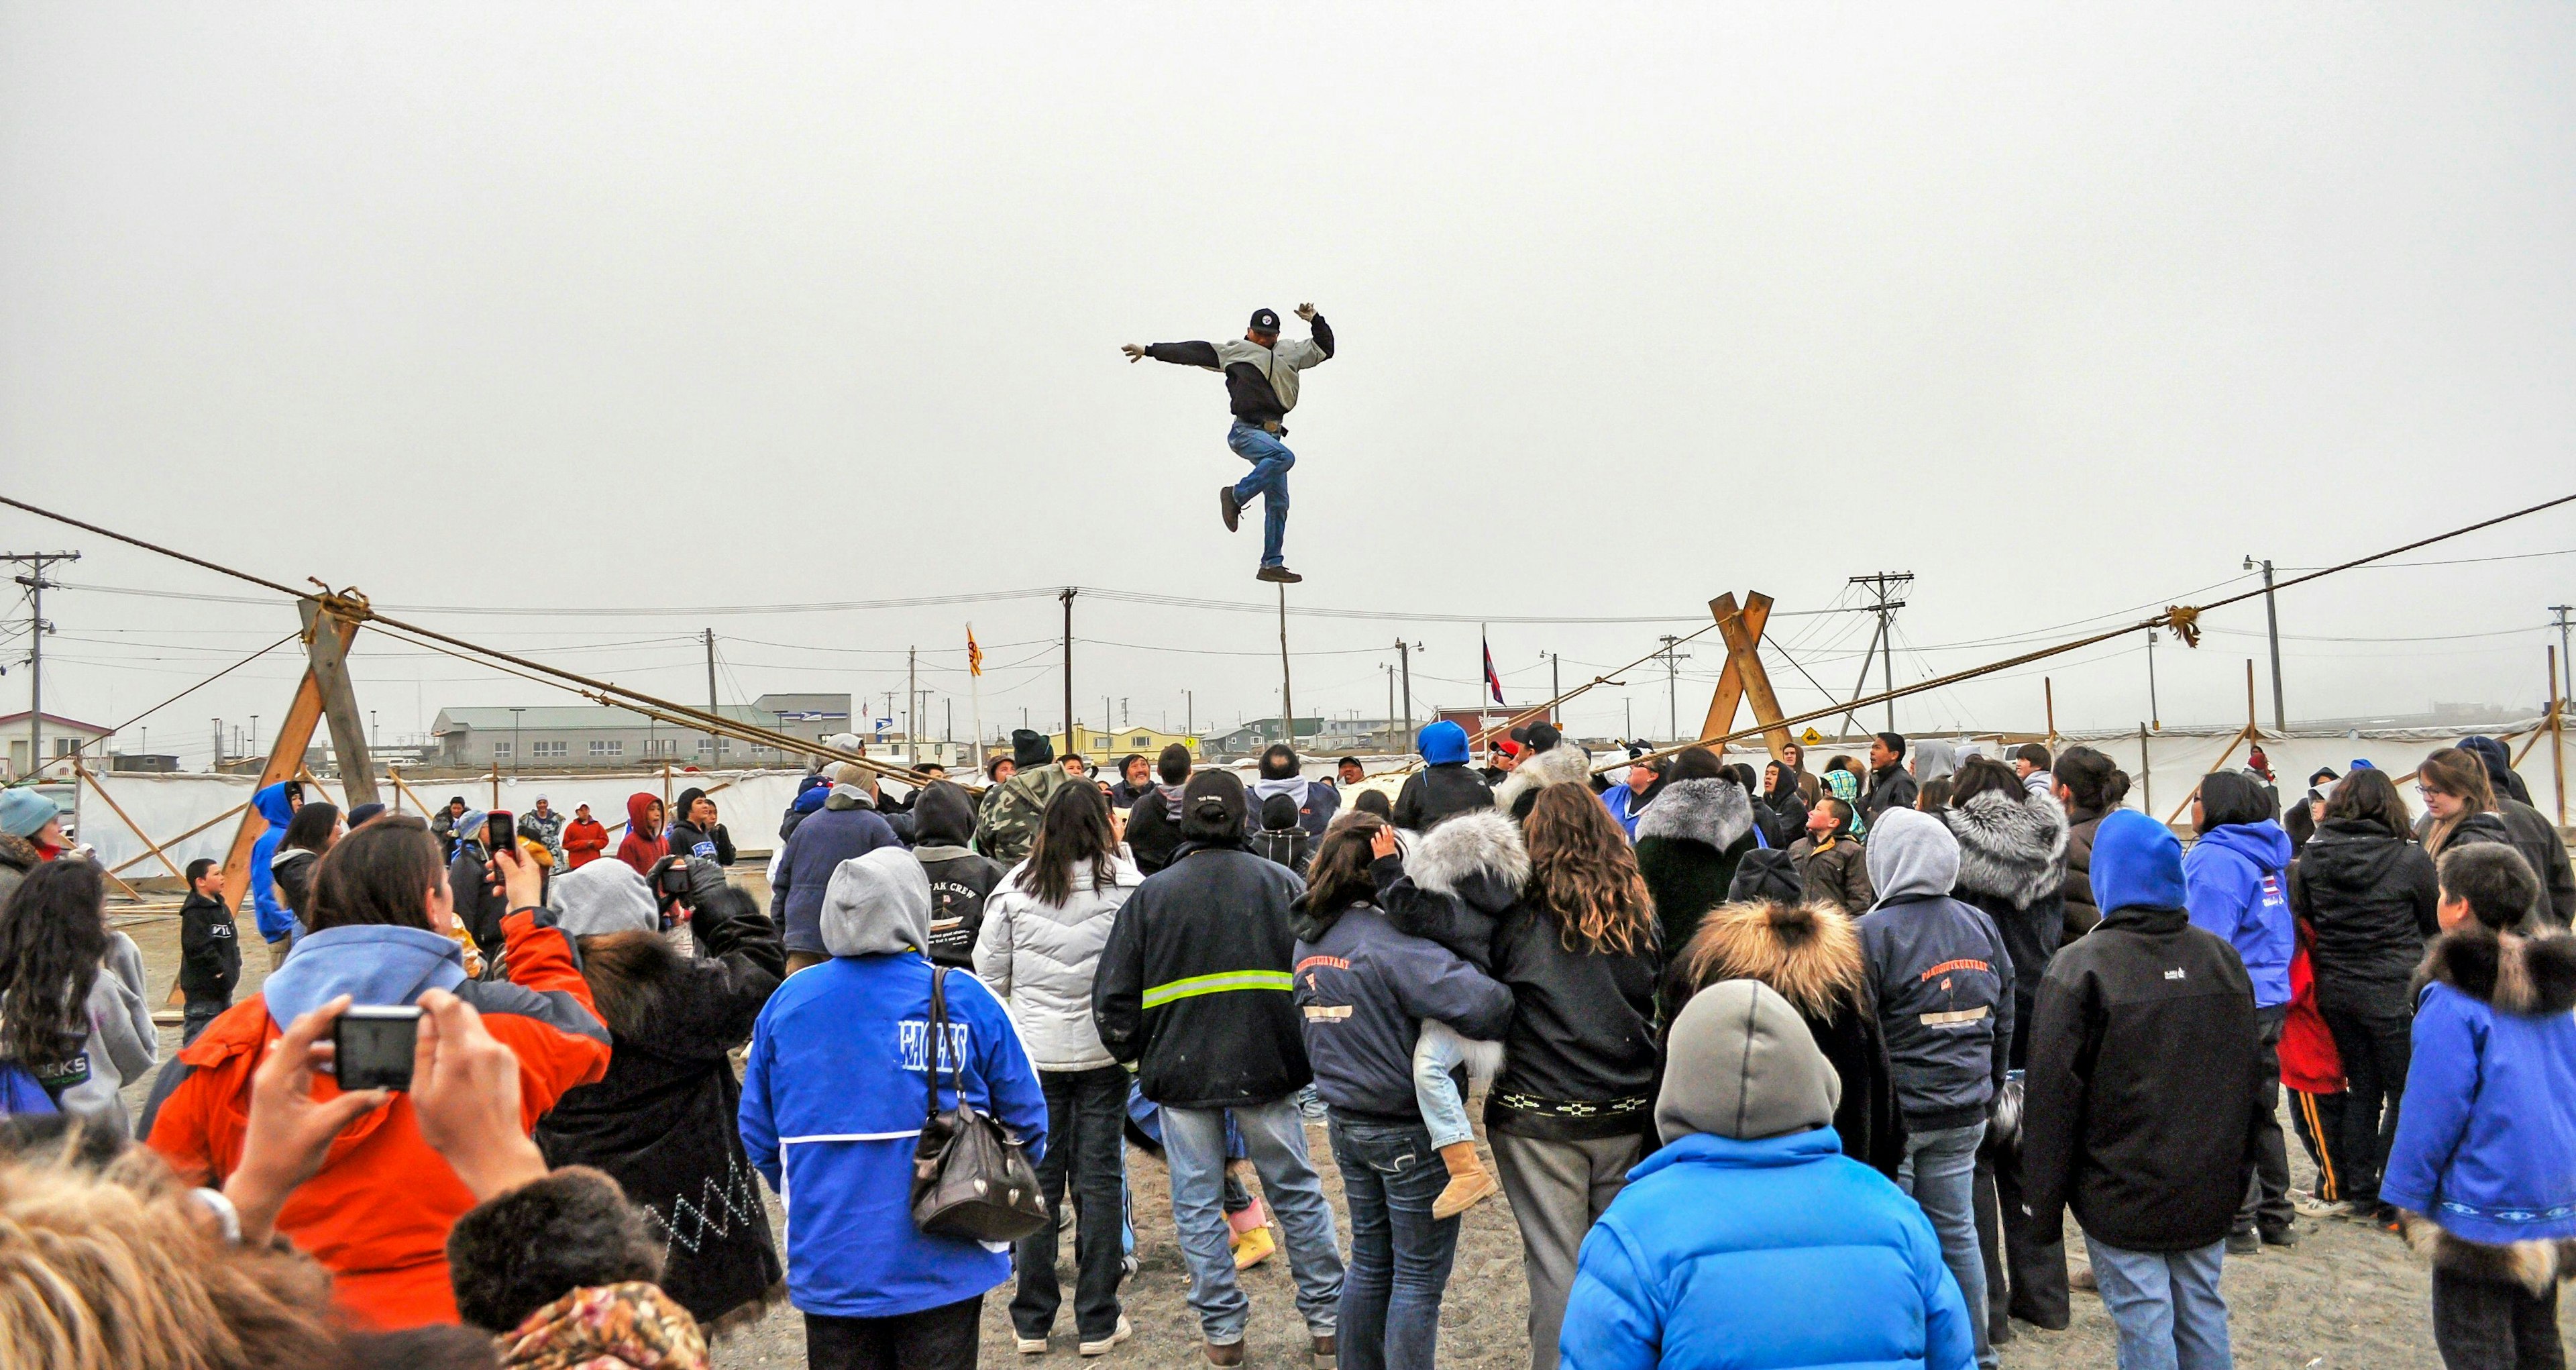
xmin=2163 ymin=605 xmax=2203 ymax=647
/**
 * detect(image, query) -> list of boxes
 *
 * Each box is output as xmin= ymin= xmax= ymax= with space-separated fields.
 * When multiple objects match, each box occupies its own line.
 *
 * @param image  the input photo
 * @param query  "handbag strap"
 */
xmin=922 ymin=964 xmax=968 ymax=1120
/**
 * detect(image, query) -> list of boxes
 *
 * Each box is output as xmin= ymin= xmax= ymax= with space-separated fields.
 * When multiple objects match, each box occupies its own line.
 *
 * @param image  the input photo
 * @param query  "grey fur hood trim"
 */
xmin=1405 ymin=808 xmax=1529 ymax=895
xmin=1636 ymin=778 xmax=1754 ymax=852
xmin=1491 ymin=743 xmax=1596 ymax=818
xmin=1943 ymin=790 xmax=2070 ymax=909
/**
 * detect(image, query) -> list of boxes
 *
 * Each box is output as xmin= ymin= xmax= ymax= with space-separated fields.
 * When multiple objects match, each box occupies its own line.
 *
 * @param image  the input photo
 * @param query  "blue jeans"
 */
xmin=1901 ymin=1121 xmax=1995 ymax=1369
xmin=1163 ymin=1100 xmax=1345 ymax=1343
xmin=2084 ymin=1236 xmax=2231 ymax=1370
xmin=1330 ymin=1114 xmax=1462 ymax=1370
xmin=1226 ymin=422 xmax=1295 ymax=568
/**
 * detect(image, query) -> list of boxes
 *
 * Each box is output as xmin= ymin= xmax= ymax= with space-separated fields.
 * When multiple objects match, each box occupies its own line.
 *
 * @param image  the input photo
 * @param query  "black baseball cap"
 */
xmin=1249 ymin=307 xmax=1281 ymax=333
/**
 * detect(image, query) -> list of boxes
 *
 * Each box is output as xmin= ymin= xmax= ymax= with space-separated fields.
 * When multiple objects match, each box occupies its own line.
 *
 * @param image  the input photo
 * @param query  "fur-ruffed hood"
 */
xmin=2400 ymin=1211 xmax=2576 ymax=1297
xmin=0 ymin=831 xmax=38 ymax=873
xmin=1405 ymin=808 xmax=1529 ymax=914
xmin=2414 ymin=924 xmax=2576 ymax=1017
xmin=1491 ymin=743 xmax=1595 ymax=818
xmin=1635 ymin=778 xmax=1754 ymax=853
xmin=1943 ymin=790 xmax=2070 ymax=910
xmin=1676 ymin=901 xmax=1866 ymax=1021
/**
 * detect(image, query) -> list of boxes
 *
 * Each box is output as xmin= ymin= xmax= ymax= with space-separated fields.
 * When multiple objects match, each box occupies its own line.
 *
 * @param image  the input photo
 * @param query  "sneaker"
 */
xmin=1079 ymin=1318 xmax=1132 ymax=1357
xmin=1018 ymin=1334 xmax=1050 ymax=1355
xmin=2224 ymin=1229 xmax=2260 ymax=1255
xmin=2260 ymin=1224 xmax=2298 ymax=1249
xmin=2290 ymin=1188 xmax=2339 ymax=1220
xmin=1311 ymin=1334 xmax=1338 ymax=1370
xmin=1205 ymin=1342 xmax=1245 ymax=1368
xmin=1256 ymin=565 xmax=1303 ymax=584
xmin=1220 ymin=487 xmax=1242 ymax=533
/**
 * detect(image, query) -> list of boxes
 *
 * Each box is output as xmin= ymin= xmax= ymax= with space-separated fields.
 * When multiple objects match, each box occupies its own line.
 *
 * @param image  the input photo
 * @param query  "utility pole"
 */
xmin=7 ymin=551 xmax=78 ymax=780
xmin=509 ymin=708 xmax=524 ymax=779
xmin=1060 ymin=589 xmax=1077 ymax=763
xmin=703 ymin=628 xmax=719 ymax=758
xmin=1549 ymin=652 xmax=1560 ymax=725
xmin=2547 ymin=605 xmax=2576 ymax=710
xmin=1654 ymin=635 xmax=1691 ymax=742
xmin=2245 ymin=557 xmax=2286 ymax=731
xmin=1395 ymin=639 xmax=1415 ymax=746
xmin=1849 ymin=572 xmax=1912 ymax=735
xmin=2146 ymin=628 xmax=2162 ymax=731
xmin=1277 ymin=583 xmax=1295 ymax=751
xmin=1185 ymin=690 xmax=1193 ymax=736
xmin=211 ymin=718 xmax=223 ymax=774
xmin=1385 ymin=665 xmax=1396 ymax=749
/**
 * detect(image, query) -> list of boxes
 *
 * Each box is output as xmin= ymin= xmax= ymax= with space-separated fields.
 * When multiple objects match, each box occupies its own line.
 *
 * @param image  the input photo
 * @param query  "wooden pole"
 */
xmin=2551 ymin=645 xmax=2566 ymax=828
xmin=2245 ymin=660 xmax=2259 ymax=737
xmin=2139 ymin=723 xmax=2152 ymax=817
xmin=109 ymin=802 xmax=247 ymax=877
xmin=299 ymin=599 xmax=380 ymax=807
xmin=1711 ymin=594 xmax=1793 ymax=759
xmin=2044 ymin=679 xmax=2056 ymax=747
xmin=2168 ymin=723 xmax=2256 ymax=828
xmin=1277 ymin=584 xmax=1295 ymax=750
xmin=386 ymin=766 xmax=434 ymax=817
xmin=1697 ymin=593 xmax=1776 ymax=745
xmin=74 ymin=761 xmax=186 ymax=880
xmin=217 ymin=614 xmax=360 ymax=915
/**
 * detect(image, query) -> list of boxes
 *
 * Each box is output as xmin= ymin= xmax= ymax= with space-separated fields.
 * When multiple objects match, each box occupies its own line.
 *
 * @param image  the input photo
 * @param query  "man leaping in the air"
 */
xmin=1124 ymin=303 xmax=1334 ymax=584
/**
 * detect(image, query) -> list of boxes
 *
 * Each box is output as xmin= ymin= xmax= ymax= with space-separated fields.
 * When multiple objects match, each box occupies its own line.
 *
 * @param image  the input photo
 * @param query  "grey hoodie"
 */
xmin=1657 ymin=980 xmax=1841 ymax=1143
xmin=547 ymin=859 xmax=661 ymax=939
xmin=40 ymin=933 xmax=158 ymax=1139
xmin=1909 ymin=740 xmax=1960 ymax=786
xmin=820 ymin=847 xmax=932 ymax=958
xmin=1854 ymin=808 xmax=2014 ymax=1129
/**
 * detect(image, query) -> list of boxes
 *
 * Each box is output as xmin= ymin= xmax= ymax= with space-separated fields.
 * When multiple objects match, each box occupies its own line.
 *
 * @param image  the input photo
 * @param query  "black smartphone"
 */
xmin=333 ymin=1005 xmax=421 ymax=1092
xmin=485 ymin=810 xmax=514 ymax=853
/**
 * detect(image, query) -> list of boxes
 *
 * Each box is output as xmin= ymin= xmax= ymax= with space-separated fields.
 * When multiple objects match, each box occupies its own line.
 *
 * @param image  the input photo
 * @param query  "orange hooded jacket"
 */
xmin=143 ymin=908 xmax=610 ymax=1330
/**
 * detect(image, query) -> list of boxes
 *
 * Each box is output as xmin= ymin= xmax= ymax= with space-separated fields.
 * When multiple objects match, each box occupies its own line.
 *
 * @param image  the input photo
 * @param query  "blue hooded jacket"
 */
xmin=2381 ymin=927 xmax=2576 ymax=1247
xmin=247 ymin=782 xmax=300 ymax=943
xmin=1417 ymin=721 xmax=1470 ymax=767
xmin=1560 ymin=1130 xmax=1975 ymax=1370
xmin=2183 ymin=822 xmax=2294 ymax=1008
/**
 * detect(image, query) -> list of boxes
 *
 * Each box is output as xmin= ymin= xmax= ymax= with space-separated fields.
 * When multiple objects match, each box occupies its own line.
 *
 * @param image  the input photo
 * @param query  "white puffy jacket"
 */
xmin=973 ymin=855 xmax=1144 ymax=1071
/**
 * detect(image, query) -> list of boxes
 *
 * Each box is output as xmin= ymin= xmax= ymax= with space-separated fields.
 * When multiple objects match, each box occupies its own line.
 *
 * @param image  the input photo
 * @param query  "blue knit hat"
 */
xmin=2089 ymin=808 xmax=2186 ymax=914
xmin=0 ymin=786 xmax=60 ymax=839
xmin=1417 ymin=721 xmax=1470 ymax=767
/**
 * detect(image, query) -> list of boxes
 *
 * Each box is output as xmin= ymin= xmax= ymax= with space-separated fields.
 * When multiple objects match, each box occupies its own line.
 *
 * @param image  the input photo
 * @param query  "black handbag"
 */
xmin=909 ymin=966 xmax=1050 ymax=1242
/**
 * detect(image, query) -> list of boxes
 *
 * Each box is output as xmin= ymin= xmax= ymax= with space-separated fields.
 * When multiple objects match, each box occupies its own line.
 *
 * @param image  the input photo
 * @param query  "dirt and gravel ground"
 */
xmin=109 ymin=900 xmax=2562 ymax=1369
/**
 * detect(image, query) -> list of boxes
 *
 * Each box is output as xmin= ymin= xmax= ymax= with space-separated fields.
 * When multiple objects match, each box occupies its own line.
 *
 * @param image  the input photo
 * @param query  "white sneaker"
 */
xmin=2290 ymin=1188 xmax=2339 ymax=1220
xmin=1018 ymin=1334 xmax=1049 ymax=1355
xmin=1080 ymin=1317 xmax=1133 ymax=1357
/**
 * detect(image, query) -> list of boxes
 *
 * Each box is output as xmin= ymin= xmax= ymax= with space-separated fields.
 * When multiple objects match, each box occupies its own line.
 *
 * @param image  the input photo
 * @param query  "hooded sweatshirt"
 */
xmin=1560 ymin=982 xmax=1976 ymax=1370
xmin=2183 ymin=820 xmax=2295 ymax=1009
xmin=1390 ymin=721 xmax=1496 ymax=834
xmin=1854 ymin=809 xmax=2014 ymax=1130
xmin=1092 ymin=834 xmax=1313 ymax=1110
xmin=739 ymin=847 xmax=1049 ymax=1319
xmin=562 ymin=811 xmax=611 ymax=870
xmin=2022 ymin=810 xmax=2267 ymax=1253
xmin=13 ymin=933 xmax=156 ymax=1139
xmin=771 ymin=784 xmax=903 ymax=957
xmin=914 ymin=782 xmax=1007 ymax=967
xmin=616 ymin=793 xmax=668 ymax=878
xmin=144 ymin=909 xmax=609 ymax=1328
xmin=247 ymin=782 xmax=301 ymax=942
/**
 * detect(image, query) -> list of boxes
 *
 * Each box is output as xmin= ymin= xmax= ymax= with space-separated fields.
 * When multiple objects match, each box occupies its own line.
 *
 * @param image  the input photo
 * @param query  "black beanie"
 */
xmin=1260 ymin=792 xmax=1301 ymax=831
xmin=1180 ymin=770 xmax=1249 ymax=842
xmin=1012 ymin=728 xmax=1055 ymax=770
xmin=1726 ymin=849 xmax=1806 ymax=905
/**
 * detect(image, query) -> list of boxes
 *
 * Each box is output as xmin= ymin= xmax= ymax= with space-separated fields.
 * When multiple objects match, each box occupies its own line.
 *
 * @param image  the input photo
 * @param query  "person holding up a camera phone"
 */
xmin=146 ymin=813 xmax=612 ymax=1330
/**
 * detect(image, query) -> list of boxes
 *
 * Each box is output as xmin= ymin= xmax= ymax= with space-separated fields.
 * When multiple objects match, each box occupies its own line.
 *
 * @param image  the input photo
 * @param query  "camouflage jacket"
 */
xmin=975 ymin=765 xmax=1074 ymax=865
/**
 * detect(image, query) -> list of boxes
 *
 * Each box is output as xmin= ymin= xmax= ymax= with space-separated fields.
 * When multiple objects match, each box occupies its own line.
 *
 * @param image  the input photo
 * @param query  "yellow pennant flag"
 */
xmin=967 ymin=624 xmax=985 ymax=678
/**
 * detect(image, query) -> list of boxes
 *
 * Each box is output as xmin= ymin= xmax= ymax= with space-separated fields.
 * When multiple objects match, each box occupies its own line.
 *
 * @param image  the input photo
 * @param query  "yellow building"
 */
xmin=1053 ymin=725 xmax=1201 ymax=761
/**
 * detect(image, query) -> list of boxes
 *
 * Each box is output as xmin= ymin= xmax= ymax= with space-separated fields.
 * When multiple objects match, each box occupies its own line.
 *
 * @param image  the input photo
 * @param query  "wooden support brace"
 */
xmin=2165 ymin=723 xmax=2255 ymax=828
xmin=1711 ymin=593 xmax=1794 ymax=759
xmin=217 ymin=613 xmax=360 ymax=916
xmin=1697 ymin=594 xmax=1774 ymax=745
xmin=74 ymin=762 xmax=187 ymax=881
xmin=111 ymin=802 xmax=248 ymax=876
xmin=300 ymin=600 xmax=380 ymax=808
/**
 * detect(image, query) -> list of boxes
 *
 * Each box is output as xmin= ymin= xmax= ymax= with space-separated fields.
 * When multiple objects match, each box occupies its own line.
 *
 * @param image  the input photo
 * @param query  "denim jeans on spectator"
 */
xmin=1330 ymin=1114 xmax=1464 ymax=1370
xmin=2084 ymin=1236 xmax=2231 ymax=1370
xmin=1163 ymin=1099 xmax=1344 ymax=1345
xmin=1013 ymin=1065 xmax=1130 ymax=1344
xmin=1901 ymin=1121 xmax=1995 ymax=1369
xmin=1226 ymin=422 xmax=1295 ymax=569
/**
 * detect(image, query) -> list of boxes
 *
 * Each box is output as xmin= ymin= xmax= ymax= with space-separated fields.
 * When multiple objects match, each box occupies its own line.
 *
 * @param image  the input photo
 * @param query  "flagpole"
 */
xmin=967 ymin=622 xmax=985 ymax=774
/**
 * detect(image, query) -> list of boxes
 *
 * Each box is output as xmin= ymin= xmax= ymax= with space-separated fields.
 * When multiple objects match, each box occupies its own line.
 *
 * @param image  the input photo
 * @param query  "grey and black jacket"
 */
xmin=1143 ymin=315 xmax=1335 ymax=428
xmin=1093 ymin=840 xmax=1311 ymax=1109
xmin=1855 ymin=808 xmax=2015 ymax=1130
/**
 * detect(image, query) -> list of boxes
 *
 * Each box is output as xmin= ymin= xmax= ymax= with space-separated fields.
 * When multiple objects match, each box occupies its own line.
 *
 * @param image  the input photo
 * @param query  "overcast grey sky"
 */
xmin=5 ymin=3 xmax=2573 ymax=761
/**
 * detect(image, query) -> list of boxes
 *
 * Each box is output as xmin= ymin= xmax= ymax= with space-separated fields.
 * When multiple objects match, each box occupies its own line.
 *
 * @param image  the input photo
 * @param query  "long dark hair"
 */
xmin=0 ymin=860 xmax=109 ymax=1068
xmin=1298 ymin=814 xmax=1387 ymax=921
xmin=2322 ymin=768 xmax=2410 ymax=840
xmin=1018 ymin=782 xmax=1118 ymax=905
xmin=279 ymin=801 xmax=340 ymax=855
xmin=2054 ymin=745 xmax=2128 ymax=814
xmin=306 ymin=816 xmax=444 ymax=933
xmin=1524 ymin=784 xmax=1657 ymax=957
xmin=1948 ymin=757 xmax=2023 ymax=807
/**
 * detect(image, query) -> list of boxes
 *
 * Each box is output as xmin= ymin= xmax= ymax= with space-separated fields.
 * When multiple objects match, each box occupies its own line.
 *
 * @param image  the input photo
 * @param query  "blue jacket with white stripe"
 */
xmin=739 ymin=952 xmax=1047 ymax=1319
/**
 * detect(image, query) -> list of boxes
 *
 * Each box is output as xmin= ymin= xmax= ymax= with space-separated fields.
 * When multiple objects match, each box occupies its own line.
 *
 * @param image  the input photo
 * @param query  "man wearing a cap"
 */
xmin=1124 ymin=303 xmax=1336 ymax=584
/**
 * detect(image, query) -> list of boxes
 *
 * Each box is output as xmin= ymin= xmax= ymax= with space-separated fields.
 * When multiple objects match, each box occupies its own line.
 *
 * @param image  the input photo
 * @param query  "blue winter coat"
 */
xmin=1599 ymin=785 xmax=1648 ymax=839
xmin=739 ymin=952 xmax=1048 ymax=1318
xmin=2183 ymin=822 xmax=2294 ymax=1009
xmin=771 ymin=803 xmax=903 ymax=956
xmin=1560 ymin=1128 xmax=1976 ymax=1370
xmin=2381 ymin=929 xmax=2576 ymax=1247
xmin=247 ymin=782 xmax=299 ymax=943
